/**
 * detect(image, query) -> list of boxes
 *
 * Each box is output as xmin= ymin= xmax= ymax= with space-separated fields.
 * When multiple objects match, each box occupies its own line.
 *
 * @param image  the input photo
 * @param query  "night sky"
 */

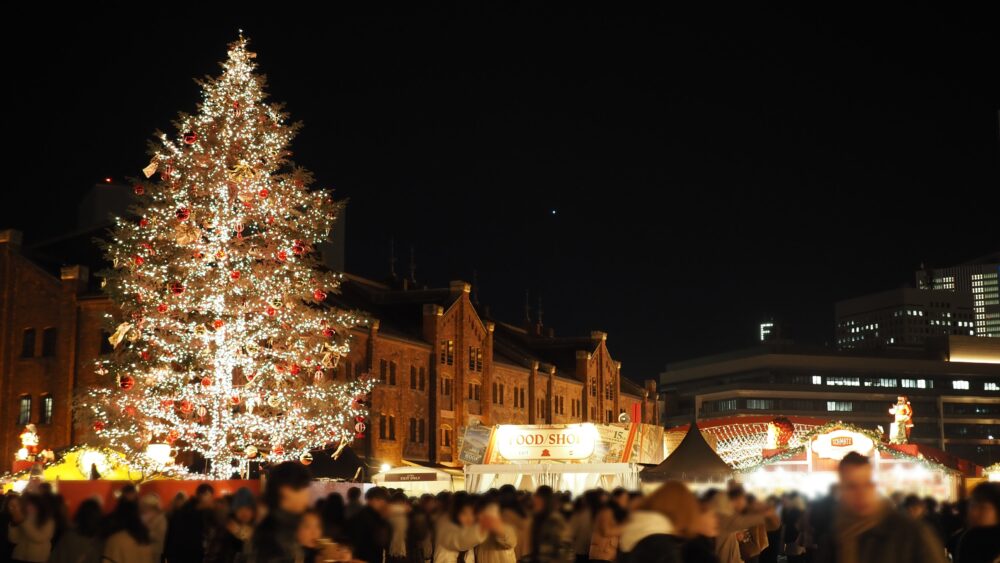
xmin=6 ymin=8 xmax=998 ymax=381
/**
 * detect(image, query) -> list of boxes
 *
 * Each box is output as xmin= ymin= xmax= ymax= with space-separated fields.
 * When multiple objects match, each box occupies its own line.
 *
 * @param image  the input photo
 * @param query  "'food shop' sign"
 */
xmin=494 ymin=424 xmax=599 ymax=461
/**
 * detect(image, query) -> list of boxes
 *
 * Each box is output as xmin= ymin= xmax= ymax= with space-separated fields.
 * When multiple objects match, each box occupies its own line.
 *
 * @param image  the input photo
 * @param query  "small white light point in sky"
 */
xmin=551 ymin=209 xmax=557 ymax=215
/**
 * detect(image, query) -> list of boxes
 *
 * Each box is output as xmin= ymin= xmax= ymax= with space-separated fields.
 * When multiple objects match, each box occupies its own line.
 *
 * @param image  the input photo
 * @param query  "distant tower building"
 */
xmin=835 ymin=288 xmax=976 ymax=350
xmin=916 ymin=253 xmax=1000 ymax=338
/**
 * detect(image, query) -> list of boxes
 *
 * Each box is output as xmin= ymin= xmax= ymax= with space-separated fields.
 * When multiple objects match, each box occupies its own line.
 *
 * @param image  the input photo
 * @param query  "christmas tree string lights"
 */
xmin=81 ymin=36 xmax=373 ymax=478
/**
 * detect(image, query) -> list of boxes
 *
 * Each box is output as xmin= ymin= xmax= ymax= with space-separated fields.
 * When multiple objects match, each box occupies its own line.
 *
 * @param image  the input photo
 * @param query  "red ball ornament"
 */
xmin=290 ymin=364 xmax=301 ymax=375
xmin=179 ymin=400 xmax=194 ymax=414
xmin=292 ymin=243 xmax=305 ymax=256
xmin=299 ymin=452 xmax=313 ymax=465
xmin=176 ymin=208 xmax=190 ymax=221
xmin=230 ymin=270 xmax=241 ymax=280
xmin=133 ymin=255 xmax=144 ymax=266
xmin=266 ymin=306 xmax=276 ymax=316
xmin=276 ymin=251 xmax=288 ymax=262
xmin=119 ymin=375 xmax=135 ymax=390
xmin=123 ymin=406 xmax=137 ymax=417
xmin=92 ymin=421 xmax=106 ymax=432
xmin=266 ymin=215 xmax=275 ymax=225
xmin=272 ymin=445 xmax=285 ymax=457
xmin=167 ymin=429 xmax=180 ymax=443
xmin=169 ymin=282 xmax=185 ymax=295
xmin=139 ymin=218 xmax=149 ymax=227
xmin=322 ymin=327 xmax=335 ymax=338
xmin=245 ymin=372 xmax=256 ymax=382
xmin=213 ymin=319 xmax=224 ymax=329
xmin=201 ymin=376 xmax=213 ymax=387
xmin=157 ymin=304 xmax=168 ymax=313
xmin=183 ymin=131 xmax=198 ymax=144
xmin=230 ymin=395 xmax=241 ymax=405
xmin=161 ymin=399 xmax=174 ymax=410
xmin=140 ymin=351 xmax=151 ymax=361
xmin=259 ymin=188 xmax=269 ymax=198
xmin=133 ymin=184 xmax=145 ymax=195
xmin=313 ymin=289 xmax=327 ymax=301
xmin=193 ymin=251 xmax=204 ymax=260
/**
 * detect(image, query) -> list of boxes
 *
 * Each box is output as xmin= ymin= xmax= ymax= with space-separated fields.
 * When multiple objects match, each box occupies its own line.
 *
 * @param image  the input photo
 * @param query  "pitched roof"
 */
xmin=640 ymin=422 xmax=733 ymax=483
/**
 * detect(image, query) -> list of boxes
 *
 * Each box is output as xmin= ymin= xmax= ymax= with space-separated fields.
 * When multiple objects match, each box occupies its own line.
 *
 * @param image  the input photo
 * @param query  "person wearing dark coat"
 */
xmin=164 ymin=482 xmax=215 ymax=562
xmin=951 ymin=482 xmax=1000 ymax=563
xmin=815 ymin=452 xmax=947 ymax=563
xmin=249 ymin=462 xmax=314 ymax=563
xmin=619 ymin=481 xmax=698 ymax=563
xmin=345 ymin=486 xmax=391 ymax=563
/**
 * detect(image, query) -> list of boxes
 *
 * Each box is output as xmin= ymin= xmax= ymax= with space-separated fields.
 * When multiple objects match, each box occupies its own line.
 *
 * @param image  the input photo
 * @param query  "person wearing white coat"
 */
xmin=433 ymin=493 xmax=488 ymax=563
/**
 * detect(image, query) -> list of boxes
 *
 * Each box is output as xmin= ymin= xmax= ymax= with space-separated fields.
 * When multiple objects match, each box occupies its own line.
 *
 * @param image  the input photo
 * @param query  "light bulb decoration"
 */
xmin=79 ymin=37 xmax=373 ymax=479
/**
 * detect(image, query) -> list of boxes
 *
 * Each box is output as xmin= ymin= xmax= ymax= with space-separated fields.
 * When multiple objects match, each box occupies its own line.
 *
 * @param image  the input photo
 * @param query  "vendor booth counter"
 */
xmin=464 ymin=462 xmax=640 ymax=496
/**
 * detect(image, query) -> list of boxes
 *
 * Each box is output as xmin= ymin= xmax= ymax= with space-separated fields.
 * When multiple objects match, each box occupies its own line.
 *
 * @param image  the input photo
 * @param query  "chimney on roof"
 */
xmin=591 ymin=331 xmax=607 ymax=343
xmin=449 ymin=280 xmax=471 ymax=296
xmin=61 ymin=265 xmax=89 ymax=295
xmin=0 ymin=229 xmax=23 ymax=249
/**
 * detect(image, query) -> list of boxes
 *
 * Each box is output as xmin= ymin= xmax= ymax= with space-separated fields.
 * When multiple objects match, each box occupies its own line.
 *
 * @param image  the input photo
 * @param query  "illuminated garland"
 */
xmin=78 ymin=36 xmax=374 ymax=479
xmin=1 ymin=445 xmax=137 ymax=482
xmin=737 ymin=421 xmax=957 ymax=475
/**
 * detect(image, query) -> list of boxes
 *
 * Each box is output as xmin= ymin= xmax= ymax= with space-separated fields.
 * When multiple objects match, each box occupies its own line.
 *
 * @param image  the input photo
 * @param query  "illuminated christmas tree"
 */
xmin=83 ymin=36 xmax=373 ymax=478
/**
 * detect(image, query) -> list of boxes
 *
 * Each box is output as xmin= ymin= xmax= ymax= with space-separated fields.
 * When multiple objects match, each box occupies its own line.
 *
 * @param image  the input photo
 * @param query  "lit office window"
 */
xmin=952 ymin=380 xmax=970 ymax=390
xmin=985 ymin=382 xmax=999 ymax=392
xmin=811 ymin=375 xmax=822 ymax=385
xmin=827 ymin=377 xmax=860 ymax=387
xmin=826 ymin=401 xmax=853 ymax=412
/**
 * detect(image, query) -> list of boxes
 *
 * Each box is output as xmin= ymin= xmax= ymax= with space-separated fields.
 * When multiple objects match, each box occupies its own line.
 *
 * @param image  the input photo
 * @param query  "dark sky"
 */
xmin=6 ymin=7 xmax=999 ymax=380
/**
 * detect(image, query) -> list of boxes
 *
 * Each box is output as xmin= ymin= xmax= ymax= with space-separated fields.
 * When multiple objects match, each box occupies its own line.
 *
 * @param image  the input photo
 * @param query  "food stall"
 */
xmin=372 ymin=465 xmax=456 ymax=495
xmin=460 ymin=422 xmax=662 ymax=496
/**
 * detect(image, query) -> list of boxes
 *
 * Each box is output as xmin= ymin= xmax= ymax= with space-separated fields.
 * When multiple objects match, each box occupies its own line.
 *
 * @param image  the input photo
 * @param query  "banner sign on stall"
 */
xmin=811 ymin=428 xmax=875 ymax=460
xmin=493 ymin=424 xmax=599 ymax=461
xmin=384 ymin=472 xmax=438 ymax=482
xmin=459 ymin=424 xmax=494 ymax=465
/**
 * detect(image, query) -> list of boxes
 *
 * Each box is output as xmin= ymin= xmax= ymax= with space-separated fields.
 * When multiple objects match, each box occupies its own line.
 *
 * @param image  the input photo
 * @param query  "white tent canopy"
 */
xmin=464 ymin=463 xmax=640 ymax=496
xmin=372 ymin=465 xmax=455 ymax=494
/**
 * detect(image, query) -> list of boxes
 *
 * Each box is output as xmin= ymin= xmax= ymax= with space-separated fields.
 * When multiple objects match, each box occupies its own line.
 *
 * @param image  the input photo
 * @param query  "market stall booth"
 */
xmin=460 ymin=422 xmax=662 ymax=496
xmin=640 ymin=422 xmax=733 ymax=490
xmin=372 ymin=465 xmax=456 ymax=495
xmin=740 ymin=422 xmax=967 ymax=500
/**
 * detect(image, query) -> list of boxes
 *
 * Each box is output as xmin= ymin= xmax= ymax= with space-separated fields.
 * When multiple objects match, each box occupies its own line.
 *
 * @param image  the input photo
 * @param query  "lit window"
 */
xmin=18 ymin=395 xmax=32 ymax=425
xmin=41 ymin=395 xmax=53 ymax=424
xmin=827 ymin=377 xmax=860 ymax=387
xmin=826 ymin=401 xmax=853 ymax=412
xmin=811 ymin=375 xmax=822 ymax=385
xmin=985 ymin=382 xmax=999 ymax=391
xmin=953 ymin=380 xmax=970 ymax=390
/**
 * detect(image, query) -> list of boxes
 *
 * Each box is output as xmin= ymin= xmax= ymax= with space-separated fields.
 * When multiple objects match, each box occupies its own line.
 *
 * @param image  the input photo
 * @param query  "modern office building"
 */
xmin=917 ymin=253 xmax=1000 ymax=338
xmin=835 ymin=288 xmax=976 ymax=350
xmin=660 ymin=337 xmax=1000 ymax=467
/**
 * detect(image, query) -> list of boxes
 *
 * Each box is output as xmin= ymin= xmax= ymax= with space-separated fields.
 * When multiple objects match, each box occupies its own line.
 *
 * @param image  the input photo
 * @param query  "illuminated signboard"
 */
xmin=811 ymin=429 xmax=874 ymax=460
xmin=494 ymin=424 xmax=599 ymax=461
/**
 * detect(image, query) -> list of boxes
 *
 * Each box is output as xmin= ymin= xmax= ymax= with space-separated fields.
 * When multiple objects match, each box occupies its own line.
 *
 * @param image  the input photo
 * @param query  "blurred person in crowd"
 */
xmin=474 ymin=500 xmax=517 ymax=563
xmin=496 ymin=485 xmax=530 ymax=563
xmin=588 ymin=487 xmax=628 ymax=563
xmin=903 ymin=494 xmax=927 ymax=520
xmin=206 ymin=486 xmax=257 ymax=563
xmin=806 ymin=484 xmax=838 ymax=559
xmin=347 ymin=486 xmax=391 ymax=563
xmin=433 ymin=491 xmax=488 ymax=563
xmin=387 ymin=491 xmax=412 ymax=563
xmin=47 ymin=498 xmax=103 ymax=563
xmin=758 ymin=496 xmax=783 ymax=563
xmin=711 ymin=487 xmax=777 ymax=563
xmin=320 ymin=492 xmax=347 ymax=541
xmin=164 ymin=482 xmax=215 ymax=562
xmin=250 ymin=461 xmax=314 ymax=562
xmin=815 ymin=452 xmax=946 ymax=563
xmin=344 ymin=487 xmax=364 ymax=520
xmin=568 ymin=491 xmax=601 ymax=563
xmin=619 ymin=480 xmax=696 ymax=563
xmin=681 ymin=496 xmax=721 ymax=563
xmin=1 ymin=493 xmax=19 ymax=560
xmin=101 ymin=499 xmax=153 ymax=563
xmin=8 ymin=493 xmax=55 ymax=563
xmin=528 ymin=486 xmax=572 ymax=563
xmin=296 ymin=510 xmax=324 ymax=563
xmin=139 ymin=493 xmax=167 ymax=563
xmin=168 ymin=492 xmax=187 ymax=514
xmin=951 ymin=482 xmax=999 ymax=563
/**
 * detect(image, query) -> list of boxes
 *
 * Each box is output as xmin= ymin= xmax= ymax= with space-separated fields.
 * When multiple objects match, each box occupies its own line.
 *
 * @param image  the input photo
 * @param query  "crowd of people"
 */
xmin=0 ymin=453 xmax=997 ymax=563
